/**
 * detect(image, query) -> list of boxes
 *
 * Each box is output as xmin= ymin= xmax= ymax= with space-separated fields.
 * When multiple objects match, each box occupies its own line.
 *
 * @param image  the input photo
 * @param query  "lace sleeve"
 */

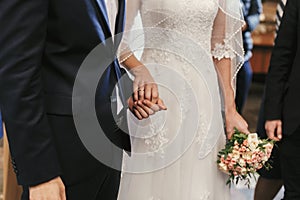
xmin=211 ymin=0 xmax=245 ymax=81
xmin=118 ymin=0 xmax=142 ymax=63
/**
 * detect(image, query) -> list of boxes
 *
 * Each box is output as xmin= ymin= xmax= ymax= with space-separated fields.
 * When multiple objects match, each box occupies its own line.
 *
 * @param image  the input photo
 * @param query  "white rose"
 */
xmin=242 ymin=152 xmax=252 ymax=160
xmin=232 ymin=150 xmax=240 ymax=161
xmin=239 ymin=158 xmax=246 ymax=167
xmin=262 ymin=155 xmax=269 ymax=162
xmin=241 ymin=167 xmax=247 ymax=175
xmin=247 ymin=133 xmax=259 ymax=151
xmin=263 ymin=143 xmax=273 ymax=150
xmin=219 ymin=163 xmax=228 ymax=172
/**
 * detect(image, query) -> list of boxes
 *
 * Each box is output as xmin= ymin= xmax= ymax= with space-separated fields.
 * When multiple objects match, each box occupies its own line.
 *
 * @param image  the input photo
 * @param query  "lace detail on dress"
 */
xmin=143 ymin=49 xmax=194 ymax=156
xmin=149 ymin=197 xmax=160 ymax=200
xmin=149 ymin=192 xmax=210 ymax=200
xmin=211 ymin=39 xmax=236 ymax=60
xmin=144 ymin=125 xmax=169 ymax=157
xmin=199 ymin=192 xmax=211 ymax=200
xmin=195 ymin=114 xmax=209 ymax=145
xmin=140 ymin=0 xmax=218 ymax=52
xmin=149 ymin=49 xmax=171 ymax=65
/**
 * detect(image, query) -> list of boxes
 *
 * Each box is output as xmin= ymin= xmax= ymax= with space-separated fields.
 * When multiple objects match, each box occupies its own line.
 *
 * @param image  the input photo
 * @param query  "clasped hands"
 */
xmin=128 ymin=65 xmax=167 ymax=120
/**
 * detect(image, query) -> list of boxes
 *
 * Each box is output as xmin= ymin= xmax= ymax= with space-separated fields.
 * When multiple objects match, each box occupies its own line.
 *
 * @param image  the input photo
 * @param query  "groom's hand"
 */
xmin=29 ymin=177 xmax=66 ymax=200
xmin=139 ymin=99 xmax=167 ymax=111
xmin=128 ymin=97 xmax=167 ymax=120
xmin=265 ymin=120 xmax=283 ymax=141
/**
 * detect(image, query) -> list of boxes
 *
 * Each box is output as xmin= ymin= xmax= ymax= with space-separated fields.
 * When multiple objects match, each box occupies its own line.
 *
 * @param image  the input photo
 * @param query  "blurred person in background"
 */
xmin=2 ymin=124 xmax=23 ymax=200
xmin=1 ymin=113 xmax=22 ymax=200
xmin=235 ymin=0 xmax=262 ymax=113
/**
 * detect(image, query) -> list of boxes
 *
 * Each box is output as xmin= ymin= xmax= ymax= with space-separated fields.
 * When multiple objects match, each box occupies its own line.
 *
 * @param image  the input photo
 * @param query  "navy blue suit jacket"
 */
xmin=0 ymin=0 xmax=130 ymax=186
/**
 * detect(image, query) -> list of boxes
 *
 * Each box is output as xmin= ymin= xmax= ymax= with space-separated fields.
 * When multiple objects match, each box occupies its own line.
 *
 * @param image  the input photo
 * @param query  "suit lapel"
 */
xmin=94 ymin=0 xmax=125 ymax=46
xmin=94 ymin=0 xmax=128 ymax=105
xmin=94 ymin=0 xmax=112 ymax=39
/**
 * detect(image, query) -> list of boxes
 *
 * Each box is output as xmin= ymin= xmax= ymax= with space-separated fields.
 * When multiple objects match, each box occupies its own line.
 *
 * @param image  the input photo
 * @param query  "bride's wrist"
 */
xmin=224 ymin=98 xmax=236 ymax=113
xmin=224 ymin=102 xmax=237 ymax=115
xmin=130 ymin=65 xmax=147 ymax=76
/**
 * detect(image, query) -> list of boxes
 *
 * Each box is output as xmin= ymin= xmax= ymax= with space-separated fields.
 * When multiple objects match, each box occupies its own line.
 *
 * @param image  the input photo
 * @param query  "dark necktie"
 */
xmin=114 ymin=0 xmax=128 ymax=106
xmin=114 ymin=0 xmax=125 ymax=48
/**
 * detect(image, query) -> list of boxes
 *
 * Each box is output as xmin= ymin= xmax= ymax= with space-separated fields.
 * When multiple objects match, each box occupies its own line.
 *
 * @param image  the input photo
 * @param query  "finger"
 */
xmin=244 ymin=122 xmax=249 ymax=133
xmin=227 ymin=132 xmax=233 ymax=140
xmin=138 ymin=81 xmax=145 ymax=91
xmin=240 ymin=125 xmax=250 ymax=135
xmin=138 ymin=89 xmax=145 ymax=100
xmin=133 ymin=103 xmax=149 ymax=118
xmin=127 ymin=97 xmax=134 ymax=111
xmin=265 ymin=123 xmax=276 ymax=141
xmin=151 ymin=85 xmax=159 ymax=103
xmin=276 ymin=122 xmax=283 ymax=140
xmin=142 ymin=100 xmax=161 ymax=112
xmin=133 ymin=91 xmax=139 ymax=101
xmin=60 ymin=190 xmax=67 ymax=200
xmin=237 ymin=117 xmax=249 ymax=134
xmin=239 ymin=129 xmax=249 ymax=135
xmin=137 ymin=101 xmax=155 ymax=115
xmin=226 ymin=126 xmax=234 ymax=139
xmin=226 ymin=128 xmax=234 ymax=139
xmin=133 ymin=108 xmax=143 ymax=120
xmin=137 ymin=81 xmax=145 ymax=100
xmin=157 ymin=98 xmax=167 ymax=110
xmin=133 ymin=81 xmax=139 ymax=101
xmin=267 ymin=128 xmax=275 ymax=140
xmin=144 ymin=84 xmax=152 ymax=100
xmin=60 ymin=182 xmax=66 ymax=200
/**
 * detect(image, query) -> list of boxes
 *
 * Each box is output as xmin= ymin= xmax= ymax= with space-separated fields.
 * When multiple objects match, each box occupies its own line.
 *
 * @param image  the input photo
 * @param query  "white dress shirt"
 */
xmin=105 ymin=0 xmax=118 ymax=34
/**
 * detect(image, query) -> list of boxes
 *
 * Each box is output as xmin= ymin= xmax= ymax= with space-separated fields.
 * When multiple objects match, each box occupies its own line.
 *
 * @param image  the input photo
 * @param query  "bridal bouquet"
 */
xmin=217 ymin=129 xmax=275 ymax=187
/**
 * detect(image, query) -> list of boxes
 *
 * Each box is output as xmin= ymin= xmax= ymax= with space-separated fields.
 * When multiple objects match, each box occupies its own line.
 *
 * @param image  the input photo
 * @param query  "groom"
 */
xmin=0 ymin=0 xmax=163 ymax=199
xmin=264 ymin=0 xmax=300 ymax=198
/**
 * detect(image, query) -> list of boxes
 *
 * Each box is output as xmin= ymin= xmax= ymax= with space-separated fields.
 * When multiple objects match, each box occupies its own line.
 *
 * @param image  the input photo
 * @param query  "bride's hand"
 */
xmin=128 ymin=97 xmax=167 ymax=120
xmin=131 ymin=65 xmax=159 ymax=103
xmin=225 ymin=108 xmax=250 ymax=139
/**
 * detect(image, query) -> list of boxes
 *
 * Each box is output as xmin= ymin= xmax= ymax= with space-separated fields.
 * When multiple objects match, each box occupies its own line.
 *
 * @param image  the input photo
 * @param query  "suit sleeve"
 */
xmin=0 ymin=0 xmax=61 ymax=186
xmin=264 ymin=0 xmax=298 ymax=120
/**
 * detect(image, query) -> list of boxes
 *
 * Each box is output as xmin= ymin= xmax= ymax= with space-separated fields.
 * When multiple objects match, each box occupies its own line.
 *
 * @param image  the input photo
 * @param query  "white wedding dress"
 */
xmin=117 ymin=0 xmax=244 ymax=199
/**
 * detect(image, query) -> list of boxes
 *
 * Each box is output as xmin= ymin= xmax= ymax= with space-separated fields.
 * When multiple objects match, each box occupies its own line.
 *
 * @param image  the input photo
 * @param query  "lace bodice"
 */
xmin=139 ymin=0 xmax=218 ymax=52
xmin=120 ymin=0 xmax=244 ymax=66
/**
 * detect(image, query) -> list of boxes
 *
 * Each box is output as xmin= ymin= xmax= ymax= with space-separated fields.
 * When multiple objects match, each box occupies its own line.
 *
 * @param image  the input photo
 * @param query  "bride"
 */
xmin=117 ymin=0 xmax=249 ymax=199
